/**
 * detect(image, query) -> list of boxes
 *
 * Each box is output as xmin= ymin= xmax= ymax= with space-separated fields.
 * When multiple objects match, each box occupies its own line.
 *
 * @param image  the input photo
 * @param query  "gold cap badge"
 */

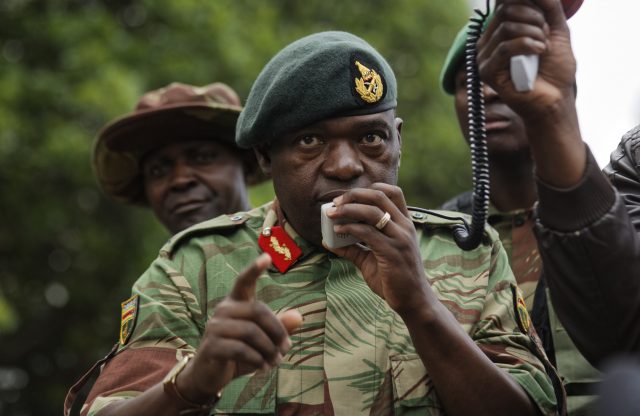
xmin=354 ymin=60 xmax=384 ymax=103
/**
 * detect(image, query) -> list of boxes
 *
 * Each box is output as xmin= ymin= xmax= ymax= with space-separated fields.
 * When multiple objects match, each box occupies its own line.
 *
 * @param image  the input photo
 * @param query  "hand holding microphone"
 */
xmin=510 ymin=0 xmax=583 ymax=92
xmin=476 ymin=0 xmax=586 ymax=188
xmin=476 ymin=0 xmax=579 ymax=115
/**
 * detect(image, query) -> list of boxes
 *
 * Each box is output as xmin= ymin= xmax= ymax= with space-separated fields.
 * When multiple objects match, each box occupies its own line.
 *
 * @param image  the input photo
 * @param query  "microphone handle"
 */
xmin=510 ymin=54 xmax=539 ymax=92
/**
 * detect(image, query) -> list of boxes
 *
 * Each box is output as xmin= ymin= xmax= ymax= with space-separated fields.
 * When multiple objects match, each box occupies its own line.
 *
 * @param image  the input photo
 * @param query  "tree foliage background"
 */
xmin=0 ymin=0 xmax=472 ymax=414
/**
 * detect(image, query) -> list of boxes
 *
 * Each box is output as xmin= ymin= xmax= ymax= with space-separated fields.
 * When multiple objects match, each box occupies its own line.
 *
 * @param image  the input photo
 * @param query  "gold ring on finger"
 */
xmin=375 ymin=212 xmax=391 ymax=231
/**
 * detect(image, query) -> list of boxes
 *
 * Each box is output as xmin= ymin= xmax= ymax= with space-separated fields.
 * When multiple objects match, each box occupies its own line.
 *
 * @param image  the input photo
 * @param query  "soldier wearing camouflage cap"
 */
xmin=68 ymin=31 xmax=560 ymax=415
xmin=439 ymin=10 xmax=598 ymax=415
xmin=94 ymin=82 xmax=263 ymax=234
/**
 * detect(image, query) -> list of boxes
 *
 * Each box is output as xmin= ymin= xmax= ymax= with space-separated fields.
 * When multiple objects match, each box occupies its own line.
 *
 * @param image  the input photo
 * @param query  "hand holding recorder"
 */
xmin=321 ymin=183 xmax=434 ymax=315
xmin=477 ymin=0 xmax=578 ymax=110
xmin=477 ymin=0 xmax=586 ymax=188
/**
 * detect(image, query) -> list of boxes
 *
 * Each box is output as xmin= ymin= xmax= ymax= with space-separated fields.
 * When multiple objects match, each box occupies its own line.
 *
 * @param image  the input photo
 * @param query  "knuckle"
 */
xmin=252 ymin=301 xmax=269 ymax=316
xmin=390 ymin=185 xmax=404 ymax=200
xmin=373 ymin=190 xmax=386 ymax=203
xmin=502 ymin=22 xmax=518 ymax=37
xmin=229 ymin=343 xmax=246 ymax=360
xmin=241 ymin=322 xmax=259 ymax=341
xmin=213 ymin=301 xmax=231 ymax=315
xmin=205 ymin=316 xmax=223 ymax=334
xmin=496 ymin=42 xmax=510 ymax=59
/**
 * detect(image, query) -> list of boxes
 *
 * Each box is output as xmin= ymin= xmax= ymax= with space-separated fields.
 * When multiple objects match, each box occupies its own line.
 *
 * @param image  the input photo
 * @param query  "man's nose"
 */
xmin=322 ymin=141 xmax=364 ymax=181
xmin=482 ymin=83 xmax=499 ymax=102
xmin=169 ymin=160 xmax=196 ymax=189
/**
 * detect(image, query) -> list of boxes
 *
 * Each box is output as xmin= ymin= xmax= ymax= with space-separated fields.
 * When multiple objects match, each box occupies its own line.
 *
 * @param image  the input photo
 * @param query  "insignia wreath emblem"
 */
xmin=354 ymin=60 xmax=384 ymax=103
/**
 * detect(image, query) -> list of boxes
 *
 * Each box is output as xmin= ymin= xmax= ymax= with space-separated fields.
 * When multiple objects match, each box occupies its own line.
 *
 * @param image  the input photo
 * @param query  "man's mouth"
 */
xmin=484 ymin=115 xmax=511 ymax=132
xmin=171 ymin=199 xmax=207 ymax=215
xmin=316 ymin=189 xmax=349 ymax=204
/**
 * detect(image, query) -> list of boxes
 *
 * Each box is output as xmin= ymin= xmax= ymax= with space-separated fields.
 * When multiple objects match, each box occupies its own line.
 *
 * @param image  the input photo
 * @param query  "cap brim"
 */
xmin=98 ymin=102 xmax=243 ymax=154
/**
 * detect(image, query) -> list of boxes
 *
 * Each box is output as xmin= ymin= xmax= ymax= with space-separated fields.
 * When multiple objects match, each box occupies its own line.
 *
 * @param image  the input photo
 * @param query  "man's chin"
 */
xmin=167 ymin=212 xmax=211 ymax=233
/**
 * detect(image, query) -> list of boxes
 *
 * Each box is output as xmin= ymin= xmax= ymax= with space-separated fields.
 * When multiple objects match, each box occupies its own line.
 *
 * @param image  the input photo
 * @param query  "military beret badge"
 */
xmin=354 ymin=60 xmax=384 ymax=104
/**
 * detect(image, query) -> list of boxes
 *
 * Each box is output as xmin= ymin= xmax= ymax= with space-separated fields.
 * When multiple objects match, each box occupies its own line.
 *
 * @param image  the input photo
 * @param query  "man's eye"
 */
xmin=145 ymin=164 xmax=168 ymax=179
xmin=194 ymin=152 xmax=216 ymax=164
xmin=298 ymin=135 xmax=323 ymax=147
xmin=361 ymin=133 xmax=384 ymax=145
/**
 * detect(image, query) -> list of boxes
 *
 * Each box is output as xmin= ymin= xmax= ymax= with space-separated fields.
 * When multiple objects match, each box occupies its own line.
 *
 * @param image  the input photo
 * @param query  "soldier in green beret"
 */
xmin=68 ymin=31 xmax=560 ymax=415
xmin=439 ymin=13 xmax=599 ymax=416
xmin=94 ymin=82 xmax=263 ymax=234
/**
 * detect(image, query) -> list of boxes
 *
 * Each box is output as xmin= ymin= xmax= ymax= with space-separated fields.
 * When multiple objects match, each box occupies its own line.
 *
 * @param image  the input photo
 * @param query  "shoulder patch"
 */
xmin=120 ymin=295 xmax=139 ymax=345
xmin=511 ymin=284 xmax=532 ymax=334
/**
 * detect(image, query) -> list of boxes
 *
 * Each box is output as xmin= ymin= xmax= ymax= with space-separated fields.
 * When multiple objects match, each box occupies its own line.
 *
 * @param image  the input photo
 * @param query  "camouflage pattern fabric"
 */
xmin=82 ymin=202 xmax=557 ymax=415
xmin=441 ymin=192 xmax=541 ymax=312
xmin=441 ymin=192 xmax=598 ymax=415
xmin=487 ymin=209 xmax=541 ymax=312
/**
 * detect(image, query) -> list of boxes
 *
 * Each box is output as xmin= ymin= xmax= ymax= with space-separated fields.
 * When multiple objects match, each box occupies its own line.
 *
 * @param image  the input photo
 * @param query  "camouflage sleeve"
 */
xmin=473 ymin=237 xmax=559 ymax=416
xmin=82 ymin=245 xmax=208 ymax=415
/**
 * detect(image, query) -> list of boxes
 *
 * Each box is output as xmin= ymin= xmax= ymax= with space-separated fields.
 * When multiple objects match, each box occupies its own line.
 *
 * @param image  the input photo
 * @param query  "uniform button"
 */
xmin=411 ymin=212 xmax=425 ymax=220
xmin=230 ymin=215 xmax=243 ymax=221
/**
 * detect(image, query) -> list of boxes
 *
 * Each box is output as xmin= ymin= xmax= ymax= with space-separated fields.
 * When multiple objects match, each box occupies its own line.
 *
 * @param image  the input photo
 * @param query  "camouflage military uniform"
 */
xmin=442 ymin=193 xmax=599 ymax=415
xmin=78 ymin=201 xmax=558 ymax=415
xmin=441 ymin=193 xmax=541 ymax=311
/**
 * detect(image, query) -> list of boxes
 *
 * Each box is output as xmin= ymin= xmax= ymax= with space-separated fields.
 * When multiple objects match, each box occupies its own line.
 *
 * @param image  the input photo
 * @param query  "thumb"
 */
xmin=229 ymin=253 xmax=271 ymax=301
xmin=279 ymin=309 xmax=303 ymax=334
xmin=536 ymin=0 xmax=570 ymax=30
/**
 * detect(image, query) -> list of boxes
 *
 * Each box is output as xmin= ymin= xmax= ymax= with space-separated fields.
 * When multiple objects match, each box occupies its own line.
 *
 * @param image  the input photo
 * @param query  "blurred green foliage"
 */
xmin=0 ymin=0 xmax=471 ymax=414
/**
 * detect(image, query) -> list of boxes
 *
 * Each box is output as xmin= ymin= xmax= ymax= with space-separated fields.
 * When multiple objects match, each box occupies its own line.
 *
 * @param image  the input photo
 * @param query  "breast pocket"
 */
xmin=391 ymin=354 xmax=444 ymax=416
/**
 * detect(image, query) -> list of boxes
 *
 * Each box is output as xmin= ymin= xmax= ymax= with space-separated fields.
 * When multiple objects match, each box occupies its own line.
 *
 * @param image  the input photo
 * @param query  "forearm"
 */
xmin=401 ymin=300 xmax=538 ymax=416
xmin=521 ymin=95 xmax=586 ymax=188
xmin=97 ymin=365 xmax=223 ymax=416
xmin=535 ymin=185 xmax=640 ymax=366
xmin=97 ymin=384 xmax=183 ymax=416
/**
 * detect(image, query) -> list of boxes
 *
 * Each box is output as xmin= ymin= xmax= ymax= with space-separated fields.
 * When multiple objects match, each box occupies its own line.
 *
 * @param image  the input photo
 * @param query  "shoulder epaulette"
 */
xmin=408 ymin=207 xmax=497 ymax=244
xmin=408 ymin=207 xmax=467 ymax=226
xmin=160 ymin=211 xmax=254 ymax=256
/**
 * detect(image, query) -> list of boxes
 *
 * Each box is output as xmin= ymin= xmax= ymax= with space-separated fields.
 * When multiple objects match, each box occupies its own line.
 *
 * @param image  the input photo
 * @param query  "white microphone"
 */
xmin=508 ymin=0 xmax=583 ymax=92
xmin=510 ymin=55 xmax=539 ymax=92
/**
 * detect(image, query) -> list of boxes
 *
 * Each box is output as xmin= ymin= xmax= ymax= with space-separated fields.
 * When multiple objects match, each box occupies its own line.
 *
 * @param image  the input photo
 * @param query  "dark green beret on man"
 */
xmin=439 ymin=24 xmax=470 ymax=95
xmin=236 ymin=31 xmax=397 ymax=148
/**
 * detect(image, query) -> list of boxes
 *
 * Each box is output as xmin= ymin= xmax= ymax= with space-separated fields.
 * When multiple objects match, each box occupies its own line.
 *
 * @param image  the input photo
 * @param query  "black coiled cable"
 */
xmin=453 ymin=0 xmax=491 ymax=251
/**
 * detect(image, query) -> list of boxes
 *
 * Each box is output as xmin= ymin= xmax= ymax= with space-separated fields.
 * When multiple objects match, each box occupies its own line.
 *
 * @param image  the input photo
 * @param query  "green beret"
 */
xmin=439 ymin=24 xmax=470 ymax=96
xmin=236 ymin=31 xmax=397 ymax=148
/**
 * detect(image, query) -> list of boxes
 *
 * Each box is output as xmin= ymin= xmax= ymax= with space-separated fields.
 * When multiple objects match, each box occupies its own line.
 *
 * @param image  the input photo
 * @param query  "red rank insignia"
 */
xmin=258 ymin=226 xmax=302 ymax=273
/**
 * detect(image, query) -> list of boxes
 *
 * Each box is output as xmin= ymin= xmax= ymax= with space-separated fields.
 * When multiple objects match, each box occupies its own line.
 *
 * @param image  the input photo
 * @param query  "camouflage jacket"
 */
xmin=536 ymin=137 xmax=640 ymax=366
xmin=442 ymin=192 xmax=599 ymax=415
xmin=78 ymin=202 xmax=558 ymax=416
xmin=441 ymin=194 xmax=540 ymax=312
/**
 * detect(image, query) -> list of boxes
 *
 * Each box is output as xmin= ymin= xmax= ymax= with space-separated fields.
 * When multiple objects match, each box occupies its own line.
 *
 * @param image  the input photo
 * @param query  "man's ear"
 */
xmin=253 ymin=145 xmax=272 ymax=176
xmin=395 ymin=117 xmax=403 ymax=168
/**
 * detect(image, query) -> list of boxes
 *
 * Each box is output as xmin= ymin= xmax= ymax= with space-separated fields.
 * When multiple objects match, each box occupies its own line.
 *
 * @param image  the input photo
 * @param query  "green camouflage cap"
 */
xmin=439 ymin=24 xmax=471 ymax=96
xmin=236 ymin=31 xmax=397 ymax=148
xmin=94 ymin=82 xmax=264 ymax=205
